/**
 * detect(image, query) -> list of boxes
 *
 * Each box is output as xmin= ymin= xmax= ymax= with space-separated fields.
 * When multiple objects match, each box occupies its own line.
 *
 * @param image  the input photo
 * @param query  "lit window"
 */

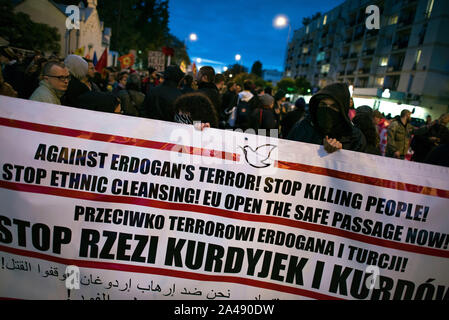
xmin=415 ymin=49 xmax=422 ymax=64
xmin=317 ymin=52 xmax=325 ymax=62
xmin=380 ymin=57 xmax=389 ymax=66
xmin=376 ymin=77 xmax=384 ymax=86
xmin=303 ymin=46 xmax=309 ymax=54
xmin=321 ymin=64 xmax=330 ymax=73
xmin=426 ymin=0 xmax=434 ymax=18
xmin=389 ymin=15 xmax=398 ymax=25
xmin=323 ymin=15 xmax=327 ymax=26
xmin=306 ymin=25 xmax=309 ymax=34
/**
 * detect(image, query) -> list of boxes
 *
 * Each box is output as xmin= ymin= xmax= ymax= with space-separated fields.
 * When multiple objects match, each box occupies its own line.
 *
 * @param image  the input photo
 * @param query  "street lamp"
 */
xmin=196 ymin=58 xmax=202 ymax=64
xmin=189 ymin=33 xmax=198 ymax=41
xmin=235 ymin=54 xmax=241 ymax=64
xmin=274 ymin=14 xmax=292 ymax=73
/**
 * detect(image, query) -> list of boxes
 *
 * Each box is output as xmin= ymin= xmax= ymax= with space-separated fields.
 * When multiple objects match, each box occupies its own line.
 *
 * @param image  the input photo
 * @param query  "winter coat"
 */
xmin=386 ymin=119 xmax=413 ymax=158
xmin=249 ymin=107 xmax=278 ymax=133
xmin=197 ymin=82 xmax=221 ymax=115
xmin=29 ymin=80 xmax=64 ymax=105
xmin=118 ymin=89 xmax=145 ymax=117
xmin=142 ymin=80 xmax=182 ymax=122
xmin=411 ymin=121 xmax=449 ymax=162
xmin=63 ymin=76 xmax=90 ymax=108
xmin=287 ymin=83 xmax=366 ymax=152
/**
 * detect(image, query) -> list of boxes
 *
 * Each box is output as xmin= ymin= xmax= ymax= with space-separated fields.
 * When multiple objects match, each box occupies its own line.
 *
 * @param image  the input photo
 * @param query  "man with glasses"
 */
xmin=287 ymin=82 xmax=366 ymax=154
xmin=30 ymin=61 xmax=70 ymax=105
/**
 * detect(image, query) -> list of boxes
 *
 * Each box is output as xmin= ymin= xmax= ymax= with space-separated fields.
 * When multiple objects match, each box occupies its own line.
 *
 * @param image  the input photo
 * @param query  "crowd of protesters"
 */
xmin=1 ymin=46 xmax=448 ymax=167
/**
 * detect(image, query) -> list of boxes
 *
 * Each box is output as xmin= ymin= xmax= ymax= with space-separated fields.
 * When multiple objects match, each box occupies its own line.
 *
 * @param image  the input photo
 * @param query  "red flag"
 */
xmin=162 ymin=46 xmax=174 ymax=57
xmin=118 ymin=53 xmax=135 ymax=69
xmin=95 ymin=48 xmax=108 ymax=72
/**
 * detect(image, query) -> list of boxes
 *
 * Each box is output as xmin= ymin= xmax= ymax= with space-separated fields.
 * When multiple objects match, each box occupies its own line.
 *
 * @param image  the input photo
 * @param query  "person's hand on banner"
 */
xmin=323 ymin=136 xmax=342 ymax=153
xmin=194 ymin=122 xmax=210 ymax=131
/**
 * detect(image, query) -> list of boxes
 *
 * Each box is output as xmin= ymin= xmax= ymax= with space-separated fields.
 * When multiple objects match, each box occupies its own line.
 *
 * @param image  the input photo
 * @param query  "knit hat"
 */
xmin=64 ymin=54 xmax=88 ymax=80
xmin=259 ymin=94 xmax=274 ymax=107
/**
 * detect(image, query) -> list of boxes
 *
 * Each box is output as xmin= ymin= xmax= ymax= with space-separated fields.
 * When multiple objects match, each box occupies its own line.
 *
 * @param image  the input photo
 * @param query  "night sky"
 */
xmin=168 ymin=0 xmax=345 ymax=73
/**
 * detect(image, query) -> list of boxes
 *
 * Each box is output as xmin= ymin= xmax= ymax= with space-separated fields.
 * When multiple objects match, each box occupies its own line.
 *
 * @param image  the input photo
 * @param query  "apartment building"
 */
xmin=285 ymin=0 xmax=449 ymax=118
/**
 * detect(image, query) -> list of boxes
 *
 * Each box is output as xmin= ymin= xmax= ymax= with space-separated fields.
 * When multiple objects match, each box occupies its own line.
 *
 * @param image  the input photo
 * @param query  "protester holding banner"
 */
xmin=174 ymin=92 xmax=218 ymax=128
xmin=287 ymin=83 xmax=366 ymax=154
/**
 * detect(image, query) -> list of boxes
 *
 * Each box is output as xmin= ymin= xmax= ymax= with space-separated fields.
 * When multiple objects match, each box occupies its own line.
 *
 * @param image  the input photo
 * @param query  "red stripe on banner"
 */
xmin=0 ymin=117 xmax=239 ymax=162
xmin=1 ymin=180 xmax=448 ymax=259
xmin=0 ymin=245 xmax=342 ymax=300
xmin=276 ymin=160 xmax=449 ymax=199
xmin=1 ymin=117 xmax=448 ymax=199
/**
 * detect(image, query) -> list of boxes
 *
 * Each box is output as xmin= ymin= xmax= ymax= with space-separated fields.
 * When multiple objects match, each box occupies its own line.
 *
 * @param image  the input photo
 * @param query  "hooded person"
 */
xmin=352 ymin=106 xmax=381 ymax=155
xmin=287 ymin=83 xmax=366 ymax=153
xmin=142 ymin=65 xmax=184 ymax=121
xmin=63 ymin=54 xmax=90 ymax=108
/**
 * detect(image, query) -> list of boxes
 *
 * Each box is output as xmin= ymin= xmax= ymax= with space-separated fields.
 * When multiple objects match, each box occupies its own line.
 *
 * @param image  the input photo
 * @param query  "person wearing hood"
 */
xmin=63 ymin=54 xmax=90 ymax=108
xmin=29 ymin=61 xmax=69 ymax=105
xmin=287 ymin=83 xmax=366 ymax=154
xmin=142 ymin=65 xmax=184 ymax=122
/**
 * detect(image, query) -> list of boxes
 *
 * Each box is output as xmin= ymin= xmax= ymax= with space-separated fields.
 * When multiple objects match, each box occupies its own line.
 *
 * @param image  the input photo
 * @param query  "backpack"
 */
xmin=234 ymin=99 xmax=252 ymax=130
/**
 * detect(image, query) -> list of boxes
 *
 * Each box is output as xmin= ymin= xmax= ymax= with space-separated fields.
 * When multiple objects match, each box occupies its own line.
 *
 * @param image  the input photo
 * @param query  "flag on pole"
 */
xmin=74 ymin=46 xmax=84 ymax=56
xmin=118 ymin=53 xmax=135 ymax=69
xmin=95 ymin=48 xmax=108 ymax=72
xmin=93 ymin=51 xmax=98 ymax=66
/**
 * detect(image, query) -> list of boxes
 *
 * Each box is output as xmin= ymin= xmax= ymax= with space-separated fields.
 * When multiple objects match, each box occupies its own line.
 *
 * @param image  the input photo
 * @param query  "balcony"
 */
xmin=392 ymin=39 xmax=409 ymax=50
xmin=386 ymin=64 xmax=402 ymax=72
xmin=362 ymin=48 xmax=375 ymax=56
xmin=357 ymin=67 xmax=371 ymax=74
xmin=366 ymin=29 xmax=379 ymax=38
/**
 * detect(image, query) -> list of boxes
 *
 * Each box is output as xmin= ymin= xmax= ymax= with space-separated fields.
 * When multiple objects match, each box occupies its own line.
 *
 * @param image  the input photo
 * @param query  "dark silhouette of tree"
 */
xmin=250 ymin=60 xmax=263 ymax=78
xmin=0 ymin=0 xmax=60 ymax=52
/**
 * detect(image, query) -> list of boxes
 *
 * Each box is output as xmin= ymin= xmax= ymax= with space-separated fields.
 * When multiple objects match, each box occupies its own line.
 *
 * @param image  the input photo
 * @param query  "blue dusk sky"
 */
xmin=167 ymin=0 xmax=345 ymax=72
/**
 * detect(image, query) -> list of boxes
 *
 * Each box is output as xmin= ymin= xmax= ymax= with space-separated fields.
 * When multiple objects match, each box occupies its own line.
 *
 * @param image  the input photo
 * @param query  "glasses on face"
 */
xmin=46 ymin=75 xmax=71 ymax=82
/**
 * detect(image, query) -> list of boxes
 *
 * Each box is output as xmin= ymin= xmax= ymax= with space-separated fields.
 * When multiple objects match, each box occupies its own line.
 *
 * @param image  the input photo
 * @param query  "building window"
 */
xmin=303 ymin=46 xmax=309 ymax=54
xmin=389 ymin=15 xmax=398 ymax=25
xmin=316 ymin=52 xmax=325 ymax=62
xmin=376 ymin=77 xmax=384 ymax=86
xmin=415 ymin=49 xmax=422 ymax=65
xmin=323 ymin=15 xmax=327 ymax=26
xmin=306 ymin=25 xmax=309 ymax=34
xmin=426 ymin=0 xmax=434 ymax=19
xmin=379 ymin=57 xmax=389 ymax=66
xmin=321 ymin=64 xmax=330 ymax=73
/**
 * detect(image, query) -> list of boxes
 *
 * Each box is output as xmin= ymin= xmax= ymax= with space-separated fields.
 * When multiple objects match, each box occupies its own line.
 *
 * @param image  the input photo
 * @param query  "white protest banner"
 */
xmin=148 ymin=50 xmax=165 ymax=72
xmin=0 ymin=96 xmax=448 ymax=300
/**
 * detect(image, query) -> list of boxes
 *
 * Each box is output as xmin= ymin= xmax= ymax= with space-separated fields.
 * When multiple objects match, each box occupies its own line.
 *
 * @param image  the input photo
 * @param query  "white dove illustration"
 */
xmin=239 ymin=144 xmax=277 ymax=168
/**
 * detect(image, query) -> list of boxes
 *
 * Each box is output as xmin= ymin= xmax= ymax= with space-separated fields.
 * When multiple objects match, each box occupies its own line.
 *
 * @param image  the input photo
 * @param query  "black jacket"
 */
xmin=197 ymin=82 xmax=221 ymax=115
xmin=250 ymin=107 xmax=278 ymax=133
xmin=118 ymin=89 xmax=145 ymax=117
xmin=287 ymin=83 xmax=366 ymax=152
xmin=63 ymin=76 xmax=90 ymax=108
xmin=142 ymin=80 xmax=182 ymax=122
